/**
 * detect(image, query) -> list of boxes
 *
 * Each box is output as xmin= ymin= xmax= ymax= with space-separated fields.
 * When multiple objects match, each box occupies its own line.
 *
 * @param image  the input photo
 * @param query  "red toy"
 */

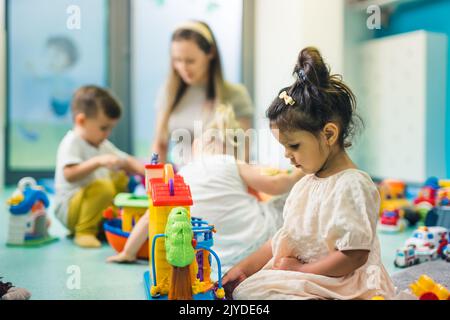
xmin=379 ymin=208 xmax=406 ymax=233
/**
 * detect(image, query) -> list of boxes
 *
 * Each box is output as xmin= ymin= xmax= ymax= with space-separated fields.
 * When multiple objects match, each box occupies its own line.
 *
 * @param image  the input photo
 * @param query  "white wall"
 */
xmin=0 ymin=0 xmax=5 ymax=189
xmin=253 ymin=0 xmax=345 ymax=167
xmin=352 ymin=31 xmax=447 ymax=182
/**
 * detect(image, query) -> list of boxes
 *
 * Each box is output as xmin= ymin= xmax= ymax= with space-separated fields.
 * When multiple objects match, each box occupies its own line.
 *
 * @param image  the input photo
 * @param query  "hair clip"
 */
xmin=298 ymin=69 xmax=307 ymax=81
xmin=279 ymin=91 xmax=296 ymax=106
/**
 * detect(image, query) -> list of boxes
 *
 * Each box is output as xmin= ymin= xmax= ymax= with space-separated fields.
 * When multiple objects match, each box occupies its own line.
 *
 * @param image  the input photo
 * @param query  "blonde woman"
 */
xmin=152 ymin=20 xmax=254 ymax=165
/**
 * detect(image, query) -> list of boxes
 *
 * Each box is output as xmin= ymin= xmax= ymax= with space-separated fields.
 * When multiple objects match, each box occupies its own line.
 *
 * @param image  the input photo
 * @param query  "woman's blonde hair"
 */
xmin=157 ymin=21 xmax=226 ymax=143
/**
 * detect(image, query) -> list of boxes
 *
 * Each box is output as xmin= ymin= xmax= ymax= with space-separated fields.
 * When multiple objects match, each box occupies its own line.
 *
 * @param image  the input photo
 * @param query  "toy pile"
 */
xmin=394 ymin=226 xmax=448 ymax=268
xmin=380 ymin=177 xmax=450 ymax=268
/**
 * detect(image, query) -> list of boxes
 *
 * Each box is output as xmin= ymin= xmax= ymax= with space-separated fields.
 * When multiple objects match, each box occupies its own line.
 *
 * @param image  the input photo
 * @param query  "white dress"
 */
xmin=233 ymin=169 xmax=396 ymax=300
xmin=178 ymin=154 xmax=285 ymax=273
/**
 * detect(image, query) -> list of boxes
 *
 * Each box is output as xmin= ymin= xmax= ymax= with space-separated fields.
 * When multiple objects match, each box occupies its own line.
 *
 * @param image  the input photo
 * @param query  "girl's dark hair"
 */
xmin=266 ymin=47 xmax=362 ymax=148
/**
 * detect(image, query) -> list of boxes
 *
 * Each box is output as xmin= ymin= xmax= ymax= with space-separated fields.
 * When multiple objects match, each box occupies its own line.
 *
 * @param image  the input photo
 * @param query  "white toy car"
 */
xmin=405 ymin=226 xmax=448 ymax=249
xmin=394 ymin=246 xmax=419 ymax=268
xmin=415 ymin=246 xmax=439 ymax=263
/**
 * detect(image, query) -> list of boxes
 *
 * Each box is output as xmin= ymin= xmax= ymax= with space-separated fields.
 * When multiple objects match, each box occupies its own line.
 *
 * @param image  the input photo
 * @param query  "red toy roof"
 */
xmin=145 ymin=163 xmax=164 ymax=169
xmin=149 ymin=175 xmax=193 ymax=207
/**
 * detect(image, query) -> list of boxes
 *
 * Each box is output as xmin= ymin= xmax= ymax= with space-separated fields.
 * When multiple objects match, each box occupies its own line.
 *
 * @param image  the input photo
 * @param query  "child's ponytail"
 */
xmin=267 ymin=47 xmax=362 ymax=148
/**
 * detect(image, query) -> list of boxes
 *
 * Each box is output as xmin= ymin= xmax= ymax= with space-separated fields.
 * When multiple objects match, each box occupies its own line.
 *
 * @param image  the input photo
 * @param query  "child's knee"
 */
xmin=86 ymin=179 xmax=116 ymax=201
xmin=110 ymin=170 xmax=129 ymax=192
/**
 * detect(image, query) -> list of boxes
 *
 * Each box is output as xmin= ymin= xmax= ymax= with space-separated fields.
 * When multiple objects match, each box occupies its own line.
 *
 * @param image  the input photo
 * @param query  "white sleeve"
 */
xmin=57 ymin=136 xmax=84 ymax=168
xmin=324 ymin=174 xmax=379 ymax=252
xmin=102 ymin=140 xmax=129 ymax=160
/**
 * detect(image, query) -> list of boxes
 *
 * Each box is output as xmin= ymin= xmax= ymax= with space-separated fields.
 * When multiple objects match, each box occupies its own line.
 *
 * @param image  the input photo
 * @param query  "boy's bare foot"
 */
xmin=74 ymin=234 xmax=102 ymax=248
xmin=106 ymin=252 xmax=137 ymax=264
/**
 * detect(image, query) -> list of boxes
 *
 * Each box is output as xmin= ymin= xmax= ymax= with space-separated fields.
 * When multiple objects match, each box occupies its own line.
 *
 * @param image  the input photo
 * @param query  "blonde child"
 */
xmin=54 ymin=86 xmax=144 ymax=248
xmin=107 ymin=105 xmax=304 ymax=273
xmin=222 ymin=47 xmax=396 ymax=300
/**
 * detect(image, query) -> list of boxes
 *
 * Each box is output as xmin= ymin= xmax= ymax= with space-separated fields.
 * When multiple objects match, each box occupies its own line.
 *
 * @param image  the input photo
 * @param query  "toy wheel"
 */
xmin=214 ymin=287 xmax=225 ymax=300
xmin=150 ymin=286 xmax=161 ymax=298
xmin=404 ymin=209 xmax=420 ymax=226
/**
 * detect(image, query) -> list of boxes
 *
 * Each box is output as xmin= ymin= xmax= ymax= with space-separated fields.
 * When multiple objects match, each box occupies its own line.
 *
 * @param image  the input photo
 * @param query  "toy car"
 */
xmin=405 ymin=226 xmax=448 ymax=249
xmin=394 ymin=246 xmax=419 ymax=268
xmin=394 ymin=226 xmax=448 ymax=268
xmin=414 ymin=246 xmax=439 ymax=263
xmin=379 ymin=208 xmax=406 ymax=233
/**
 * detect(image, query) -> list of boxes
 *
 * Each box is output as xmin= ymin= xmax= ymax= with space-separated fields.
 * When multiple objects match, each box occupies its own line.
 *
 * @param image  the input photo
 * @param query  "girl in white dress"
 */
xmin=222 ymin=47 xmax=396 ymax=300
xmin=107 ymin=105 xmax=304 ymax=273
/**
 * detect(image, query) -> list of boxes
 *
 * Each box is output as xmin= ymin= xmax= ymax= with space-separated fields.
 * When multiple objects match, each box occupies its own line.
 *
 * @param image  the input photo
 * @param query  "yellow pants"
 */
xmin=68 ymin=171 xmax=128 ymax=236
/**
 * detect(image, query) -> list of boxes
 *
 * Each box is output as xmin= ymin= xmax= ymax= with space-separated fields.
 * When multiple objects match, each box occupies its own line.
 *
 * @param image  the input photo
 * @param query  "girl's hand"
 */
xmin=221 ymin=267 xmax=248 ymax=300
xmin=273 ymin=256 xmax=304 ymax=272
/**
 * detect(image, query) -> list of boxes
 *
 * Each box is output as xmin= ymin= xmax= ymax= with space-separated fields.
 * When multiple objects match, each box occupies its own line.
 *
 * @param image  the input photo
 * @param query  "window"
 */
xmin=6 ymin=0 xmax=108 ymax=182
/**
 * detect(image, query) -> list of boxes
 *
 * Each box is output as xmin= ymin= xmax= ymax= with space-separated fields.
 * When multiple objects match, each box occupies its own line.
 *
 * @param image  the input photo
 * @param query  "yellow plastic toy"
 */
xmin=378 ymin=179 xmax=413 ymax=215
xmin=409 ymin=275 xmax=450 ymax=300
xmin=439 ymin=180 xmax=450 ymax=188
xmin=113 ymin=193 xmax=148 ymax=232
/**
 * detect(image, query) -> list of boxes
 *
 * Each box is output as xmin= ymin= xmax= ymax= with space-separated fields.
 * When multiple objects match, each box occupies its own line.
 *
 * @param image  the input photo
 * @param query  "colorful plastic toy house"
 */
xmin=143 ymin=162 xmax=225 ymax=300
xmin=114 ymin=193 xmax=148 ymax=233
xmin=6 ymin=177 xmax=57 ymax=247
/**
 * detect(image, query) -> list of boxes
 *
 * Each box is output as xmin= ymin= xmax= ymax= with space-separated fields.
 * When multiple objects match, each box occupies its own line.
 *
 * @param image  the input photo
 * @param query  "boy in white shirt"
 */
xmin=54 ymin=85 xmax=144 ymax=248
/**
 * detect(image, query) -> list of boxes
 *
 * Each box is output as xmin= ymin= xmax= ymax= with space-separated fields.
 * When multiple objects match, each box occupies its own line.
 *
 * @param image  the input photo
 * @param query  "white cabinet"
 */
xmin=353 ymin=30 xmax=447 ymax=182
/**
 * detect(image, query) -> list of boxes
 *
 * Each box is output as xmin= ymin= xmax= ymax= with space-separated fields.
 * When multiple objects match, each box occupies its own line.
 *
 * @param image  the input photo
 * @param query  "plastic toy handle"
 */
xmin=18 ymin=177 xmax=37 ymax=191
xmin=163 ymin=164 xmax=174 ymax=185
